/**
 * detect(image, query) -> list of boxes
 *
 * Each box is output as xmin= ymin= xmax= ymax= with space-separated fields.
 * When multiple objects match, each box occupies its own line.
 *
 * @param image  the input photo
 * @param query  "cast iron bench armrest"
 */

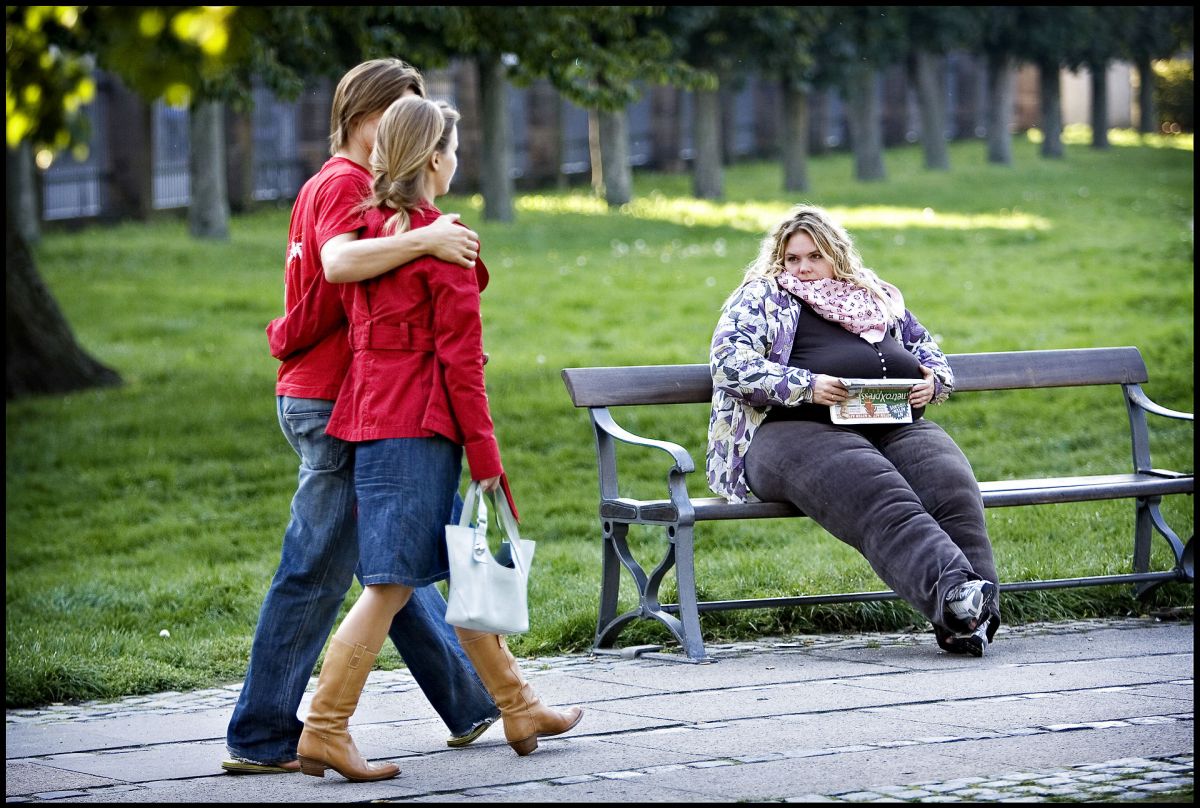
xmin=1126 ymin=385 xmax=1194 ymax=422
xmin=591 ymin=407 xmax=696 ymax=474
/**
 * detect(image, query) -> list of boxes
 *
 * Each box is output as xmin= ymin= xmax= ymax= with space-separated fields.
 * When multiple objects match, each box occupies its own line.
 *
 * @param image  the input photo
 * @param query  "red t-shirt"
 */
xmin=270 ymin=157 xmax=370 ymax=400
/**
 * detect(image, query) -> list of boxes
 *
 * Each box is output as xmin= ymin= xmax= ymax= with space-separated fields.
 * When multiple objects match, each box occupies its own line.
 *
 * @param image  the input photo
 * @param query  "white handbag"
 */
xmin=444 ymin=482 xmax=535 ymax=635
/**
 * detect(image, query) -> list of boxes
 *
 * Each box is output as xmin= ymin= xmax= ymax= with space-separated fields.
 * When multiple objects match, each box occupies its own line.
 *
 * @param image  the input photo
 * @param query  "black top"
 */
xmin=765 ymin=307 xmax=925 ymax=427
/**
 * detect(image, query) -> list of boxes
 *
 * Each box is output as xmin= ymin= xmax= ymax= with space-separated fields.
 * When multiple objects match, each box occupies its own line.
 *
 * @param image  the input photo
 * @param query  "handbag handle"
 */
xmin=458 ymin=482 xmax=531 ymax=576
xmin=484 ymin=488 xmax=529 ymax=574
xmin=459 ymin=481 xmax=483 ymax=528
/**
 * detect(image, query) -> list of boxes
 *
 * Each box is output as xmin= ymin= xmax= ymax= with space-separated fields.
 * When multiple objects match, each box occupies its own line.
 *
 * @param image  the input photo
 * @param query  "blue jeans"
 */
xmin=225 ymin=396 xmax=498 ymax=764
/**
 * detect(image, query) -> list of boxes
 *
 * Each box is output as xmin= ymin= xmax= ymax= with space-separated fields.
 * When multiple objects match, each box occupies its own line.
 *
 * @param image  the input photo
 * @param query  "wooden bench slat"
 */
xmin=561 ymin=347 xmax=1150 ymax=408
xmin=977 ymin=473 xmax=1193 ymax=506
xmin=950 ymin=348 xmax=1148 ymax=391
xmin=599 ymin=473 xmax=1193 ymax=525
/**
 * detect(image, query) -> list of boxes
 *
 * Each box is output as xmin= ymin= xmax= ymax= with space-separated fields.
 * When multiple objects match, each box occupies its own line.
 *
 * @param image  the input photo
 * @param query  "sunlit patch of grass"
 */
xmin=1031 ymin=124 xmax=1193 ymax=151
xmin=516 ymin=191 xmax=1051 ymax=234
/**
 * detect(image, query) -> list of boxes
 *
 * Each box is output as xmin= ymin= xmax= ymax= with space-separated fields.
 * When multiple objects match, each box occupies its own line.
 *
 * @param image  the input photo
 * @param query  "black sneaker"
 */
xmin=935 ymin=617 xmax=992 ymax=658
xmin=944 ymin=579 xmax=997 ymax=634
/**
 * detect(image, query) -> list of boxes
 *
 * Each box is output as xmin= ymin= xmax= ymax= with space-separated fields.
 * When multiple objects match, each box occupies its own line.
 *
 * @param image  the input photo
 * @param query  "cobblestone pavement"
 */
xmin=784 ymin=754 xmax=1194 ymax=803
xmin=372 ymin=754 xmax=1194 ymax=804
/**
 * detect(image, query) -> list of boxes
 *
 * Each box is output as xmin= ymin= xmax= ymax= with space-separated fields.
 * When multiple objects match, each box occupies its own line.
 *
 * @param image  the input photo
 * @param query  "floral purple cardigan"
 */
xmin=707 ymin=277 xmax=955 ymax=503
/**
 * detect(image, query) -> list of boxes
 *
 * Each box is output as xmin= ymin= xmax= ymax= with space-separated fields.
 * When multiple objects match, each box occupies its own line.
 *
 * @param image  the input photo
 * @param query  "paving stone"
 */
xmin=1135 ymin=782 xmax=1189 ymax=792
xmin=784 ymin=795 xmax=842 ymax=803
xmin=460 ymin=787 xmax=504 ymax=797
xmin=1139 ymin=770 xmax=1182 ymax=780
xmin=733 ymin=753 xmax=787 ymax=764
xmin=594 ymin=770 xmax=645 ymax=780
xmin=491 ymin=781 xmax=545 ymax=793
xmin=32 ymin=793 xmax=89 ymax=801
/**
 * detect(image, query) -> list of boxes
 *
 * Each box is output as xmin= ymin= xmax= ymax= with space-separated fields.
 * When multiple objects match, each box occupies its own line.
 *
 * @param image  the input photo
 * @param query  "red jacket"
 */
xmin=309 ymin=202 xmax=514 ymax=513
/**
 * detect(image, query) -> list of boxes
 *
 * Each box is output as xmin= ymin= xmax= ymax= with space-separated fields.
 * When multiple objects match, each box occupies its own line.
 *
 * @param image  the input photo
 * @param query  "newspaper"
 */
xmin=830 ymin=378 xmax=924 ymax=425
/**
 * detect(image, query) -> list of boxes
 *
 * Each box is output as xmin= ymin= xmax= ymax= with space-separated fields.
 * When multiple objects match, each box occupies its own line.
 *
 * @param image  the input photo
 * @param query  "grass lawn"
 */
xmin=6 ymin=132 xmax=1194 ymax=707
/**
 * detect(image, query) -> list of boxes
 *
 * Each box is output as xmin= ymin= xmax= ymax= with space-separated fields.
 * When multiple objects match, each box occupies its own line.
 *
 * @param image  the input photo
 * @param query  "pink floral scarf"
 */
xmin=776 ymin=272 xmax=904 ymax=344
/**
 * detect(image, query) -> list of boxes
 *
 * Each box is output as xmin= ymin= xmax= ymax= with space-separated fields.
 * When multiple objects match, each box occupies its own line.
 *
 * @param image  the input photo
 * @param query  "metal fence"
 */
xmin=561 ymin=100 xmax=591 ymax=176
xmin=41 ymin=92 xmax=109 ymax=221
xmin=152 ymin=100 xmax=191 ymax=209
xmin=251 ymin=84 xmax=304 ymax=201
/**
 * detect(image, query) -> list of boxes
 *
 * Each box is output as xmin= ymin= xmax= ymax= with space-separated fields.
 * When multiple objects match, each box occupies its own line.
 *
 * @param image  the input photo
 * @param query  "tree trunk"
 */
xmin=781 ymin=83 xmax=810 ymax=193
xmin=719 ymin=83 xmax=734 ymax=165
xmin=6 ymin=199 xmax=122 ymax=400
xmin=553 ymin=96 xmax=568 ymax=190
xmin=809 ymin=90 xmax=831 ymax=155
xmin=692 ymin=87 xmax=723 ymax=200
xmin=911 ymin=50 xmax=950 ymax=171
xmin=972 ymin=57 xmax=989 ymax=140
xmin=588 ymin=108 xmax=603 ymax=194
xmin=1038 ymin=61 xmax=1064 ymax=159
xmin=597 ymin=107 xmax=632 ymax=207
xmin=477 ymin=54 xmax=514 ymax=222
xmin=10 ymin=142 xmax=41 ymax=244
xmin=985 ymin=52 xmax=1015 ymax=165
xmin=225 ymin=109 xmax=255 ymax=213
xmin=1090 ymin=60 xmax=1110 ymax=150
xmin=670 ymin=86 xmax=689 ymax=171
xmin=188 ymin=100 xmax=230 ymax=240
xmin=1135 ymin=57 xmax=1156 ymax=134
xmin=845 ymin=66 xmax=886 ymax=182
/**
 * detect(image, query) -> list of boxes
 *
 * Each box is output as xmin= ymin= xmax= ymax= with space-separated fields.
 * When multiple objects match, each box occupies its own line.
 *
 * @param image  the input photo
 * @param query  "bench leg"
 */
xmin=1133 ymin=496 xmax=1192 ymax=598
xmin=594 ymin=520 xmax=682 ymax=652
xmin=592 ymin=520 xmax=713 ymax=662
xmin=596 ymin=520 xmax=625 ymax=646
xmin=668 ymin=524 xmax=712 ymax=663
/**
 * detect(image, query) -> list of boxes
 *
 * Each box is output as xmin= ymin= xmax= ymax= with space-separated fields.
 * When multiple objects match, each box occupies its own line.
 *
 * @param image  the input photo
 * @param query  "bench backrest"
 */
xmin=562 ymin=347 xmax=1149 ymax=408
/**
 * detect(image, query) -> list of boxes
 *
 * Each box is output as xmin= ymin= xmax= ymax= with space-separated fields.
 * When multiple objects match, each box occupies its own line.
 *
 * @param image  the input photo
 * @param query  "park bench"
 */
xmin=562 ymin=347 xmax=1194 ymax=663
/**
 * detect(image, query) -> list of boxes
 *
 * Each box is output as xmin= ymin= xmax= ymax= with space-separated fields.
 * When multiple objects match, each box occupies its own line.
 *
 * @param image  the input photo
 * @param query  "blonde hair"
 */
xmin=366 ymin=96 xmax=460 ymax=236
xmin=328 ymin=59 xmax=425 ymax=155
xmin=733 ymin=204 xmax=902 ymax=319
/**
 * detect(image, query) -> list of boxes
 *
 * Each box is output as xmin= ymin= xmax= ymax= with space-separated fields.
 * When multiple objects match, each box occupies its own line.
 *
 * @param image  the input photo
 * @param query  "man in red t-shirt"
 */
xmin=223 ymin=59 xmax=499 ymax=776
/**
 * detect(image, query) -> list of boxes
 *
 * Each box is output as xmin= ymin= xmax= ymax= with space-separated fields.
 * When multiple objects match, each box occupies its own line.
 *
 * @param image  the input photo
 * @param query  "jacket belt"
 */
xmin=348 ymin=321 xmax=435 ymax=352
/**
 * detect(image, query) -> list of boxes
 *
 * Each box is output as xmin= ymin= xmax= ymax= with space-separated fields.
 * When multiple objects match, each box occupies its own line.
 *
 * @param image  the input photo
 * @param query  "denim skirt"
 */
xmin=354 ymin=435 xmax=463 ymax=587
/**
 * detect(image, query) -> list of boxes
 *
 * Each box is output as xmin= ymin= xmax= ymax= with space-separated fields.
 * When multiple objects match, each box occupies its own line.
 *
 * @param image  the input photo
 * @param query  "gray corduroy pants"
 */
xmin=745 ymin=418 xmax=1000 ymax=632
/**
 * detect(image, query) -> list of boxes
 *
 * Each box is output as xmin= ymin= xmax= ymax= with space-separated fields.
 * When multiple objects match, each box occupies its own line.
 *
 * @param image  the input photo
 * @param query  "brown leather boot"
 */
xmin=456 ymin=630 xmax=583 ymax=755
xmin=296 ymin=637 xmax=399 ymax=781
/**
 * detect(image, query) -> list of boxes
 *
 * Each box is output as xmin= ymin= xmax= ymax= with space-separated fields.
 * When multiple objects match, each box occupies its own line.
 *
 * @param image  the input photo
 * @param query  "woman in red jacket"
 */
xmin=294 ymin=96 xmax=582 ymax=782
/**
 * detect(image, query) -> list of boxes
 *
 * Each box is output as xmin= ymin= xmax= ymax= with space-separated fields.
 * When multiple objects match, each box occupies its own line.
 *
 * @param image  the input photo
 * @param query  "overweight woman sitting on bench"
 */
xmin=707 ymin=204 xmax=1001 ymax=656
